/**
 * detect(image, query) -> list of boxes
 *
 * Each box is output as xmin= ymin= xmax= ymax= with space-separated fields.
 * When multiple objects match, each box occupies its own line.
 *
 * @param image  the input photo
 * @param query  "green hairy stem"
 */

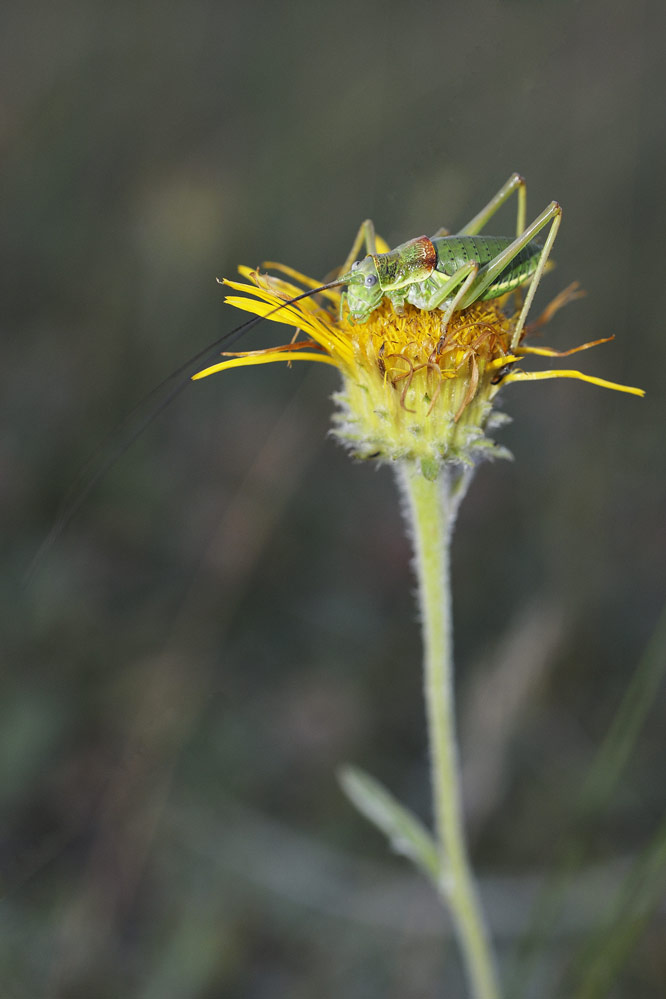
xmin=397 ymin=462 xmax=500 ymax=999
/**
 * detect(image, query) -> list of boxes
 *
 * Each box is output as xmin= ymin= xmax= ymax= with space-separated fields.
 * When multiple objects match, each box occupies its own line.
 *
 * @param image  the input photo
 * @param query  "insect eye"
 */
xmin=351 ymin=261 xmax=360 ymax=271
xmin=365 ymin=274 xmax=378 ymax=288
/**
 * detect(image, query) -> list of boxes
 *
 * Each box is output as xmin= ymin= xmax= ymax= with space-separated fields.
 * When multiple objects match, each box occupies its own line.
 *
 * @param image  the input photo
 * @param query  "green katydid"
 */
xmin=337 ymin=173 xmax=561 ymax=351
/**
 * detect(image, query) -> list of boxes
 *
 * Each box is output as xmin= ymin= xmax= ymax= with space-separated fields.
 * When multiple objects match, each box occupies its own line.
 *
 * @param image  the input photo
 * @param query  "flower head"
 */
xmin=193 ymin=241 xmax=644 ymax=477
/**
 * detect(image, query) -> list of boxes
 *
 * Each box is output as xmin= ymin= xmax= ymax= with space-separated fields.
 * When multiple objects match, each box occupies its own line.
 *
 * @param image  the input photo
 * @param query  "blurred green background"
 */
xmin=3 ymin=0 xmax=665 ymax=996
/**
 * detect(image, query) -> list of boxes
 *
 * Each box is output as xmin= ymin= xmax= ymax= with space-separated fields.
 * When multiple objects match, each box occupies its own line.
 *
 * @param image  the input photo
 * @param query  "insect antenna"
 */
xmin=27 ymin=278 xmax=347 ymax=579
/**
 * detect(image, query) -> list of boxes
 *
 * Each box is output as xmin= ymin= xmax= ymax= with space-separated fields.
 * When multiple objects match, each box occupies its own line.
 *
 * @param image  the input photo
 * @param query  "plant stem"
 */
xmin=397 ymin=462 xmax=500 ymax=999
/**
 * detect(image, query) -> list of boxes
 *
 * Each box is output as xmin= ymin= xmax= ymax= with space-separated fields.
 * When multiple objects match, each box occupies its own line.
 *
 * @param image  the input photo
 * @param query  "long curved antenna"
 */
xmin=27 ymin=278 xmax=346 ymax=579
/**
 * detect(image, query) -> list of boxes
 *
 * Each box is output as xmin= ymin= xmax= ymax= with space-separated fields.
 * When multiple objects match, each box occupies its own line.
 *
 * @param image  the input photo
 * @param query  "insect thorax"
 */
xmin=374 ymin=236 xmax=437 ymax=291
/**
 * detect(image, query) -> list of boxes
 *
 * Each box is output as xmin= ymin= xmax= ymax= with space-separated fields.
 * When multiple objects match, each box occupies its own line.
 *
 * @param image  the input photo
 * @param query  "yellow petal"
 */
xmin=518 ymin=337 xmax=614 ymax=358
xmin=192 ymin=350 xmax=339 ymax=380
xmin=504 ymin=368 xmax=645 ymax=397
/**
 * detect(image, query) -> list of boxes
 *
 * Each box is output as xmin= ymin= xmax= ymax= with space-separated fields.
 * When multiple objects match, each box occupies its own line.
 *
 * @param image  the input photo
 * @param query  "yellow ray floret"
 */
xmin=503 ymin=368 xmax=644 ymax=396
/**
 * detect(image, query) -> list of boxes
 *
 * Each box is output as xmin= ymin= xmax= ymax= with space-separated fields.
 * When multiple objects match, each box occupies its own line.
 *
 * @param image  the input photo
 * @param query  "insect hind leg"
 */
xmin=457 ymin=173 xmax=527 ymax=238
xmin=455 ymin=201 xmax=563 ymax=348
xmin=510 ymin=202 xmax=562 ymax=348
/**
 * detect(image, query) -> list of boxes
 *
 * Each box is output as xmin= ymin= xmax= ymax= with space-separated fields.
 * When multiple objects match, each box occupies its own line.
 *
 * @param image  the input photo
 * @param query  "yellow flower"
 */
xmin=193 ymin=247 xmax=644 ymax=476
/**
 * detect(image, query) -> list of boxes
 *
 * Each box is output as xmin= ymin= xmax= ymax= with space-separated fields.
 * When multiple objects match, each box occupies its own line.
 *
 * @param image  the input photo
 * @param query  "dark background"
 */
xmin=2 ymin=1 xmax=665 ymax=996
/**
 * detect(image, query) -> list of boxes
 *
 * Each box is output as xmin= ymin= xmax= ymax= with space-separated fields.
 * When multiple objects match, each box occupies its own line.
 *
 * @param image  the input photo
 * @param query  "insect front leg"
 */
xmin=339 ymin=219 xmax=378 ymax=275
xmin=409 ymin=262 xmax=479 ymax=344
xmin=456 ymin=173 xmax=527 ymax=238
xmin=338 ymin=219 xmax=380 ymax=320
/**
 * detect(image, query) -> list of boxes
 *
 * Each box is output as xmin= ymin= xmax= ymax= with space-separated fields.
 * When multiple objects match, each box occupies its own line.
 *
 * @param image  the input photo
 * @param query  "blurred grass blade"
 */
xmin=572 ymin=812 xmax=666 ymax=999
xmin=578 ymin=601 xmax=666 ymax=815
xmin=508 ymin=600 xmax=666 ymax=998
xmin=338 ymin=764 xmax=440 ymax=882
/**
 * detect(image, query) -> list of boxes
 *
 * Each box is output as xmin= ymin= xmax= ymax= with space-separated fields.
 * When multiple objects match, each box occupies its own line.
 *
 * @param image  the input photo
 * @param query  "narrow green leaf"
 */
xmin=338 ymin=764 xmax=440 ymax=882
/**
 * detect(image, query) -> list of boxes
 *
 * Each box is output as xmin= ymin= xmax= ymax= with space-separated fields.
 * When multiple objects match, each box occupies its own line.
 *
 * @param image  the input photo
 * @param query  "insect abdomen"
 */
xmin=433 ymin=236 xmax=542 ymax=300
